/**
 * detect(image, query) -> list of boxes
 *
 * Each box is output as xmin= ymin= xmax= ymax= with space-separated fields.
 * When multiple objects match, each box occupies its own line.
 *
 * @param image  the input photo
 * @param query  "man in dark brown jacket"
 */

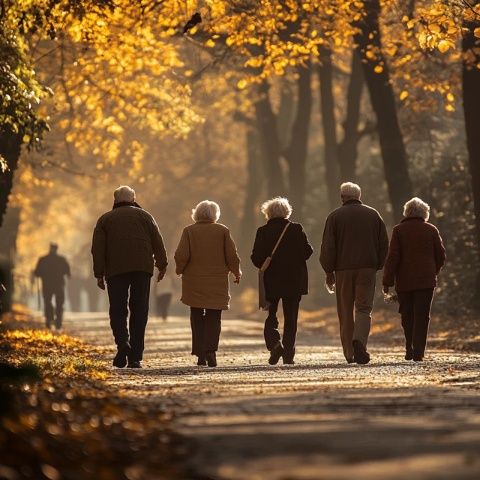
xmin=91 ymin=186 xmax=168 ymax=368
xmin=320 ymin=182 xmax=389 ymax=364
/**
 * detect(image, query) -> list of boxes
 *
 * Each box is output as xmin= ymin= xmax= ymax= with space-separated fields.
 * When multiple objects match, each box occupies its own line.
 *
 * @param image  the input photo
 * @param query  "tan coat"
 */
xmin=174 ymin=222 xmax=241 ymax=310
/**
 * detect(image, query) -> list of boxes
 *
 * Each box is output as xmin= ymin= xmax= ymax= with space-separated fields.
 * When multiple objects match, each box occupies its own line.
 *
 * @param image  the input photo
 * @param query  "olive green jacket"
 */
xmin=91 ymin=204 xmax=167 ymax=279
xmin=320 ymin=200 xmax=389 ymax=273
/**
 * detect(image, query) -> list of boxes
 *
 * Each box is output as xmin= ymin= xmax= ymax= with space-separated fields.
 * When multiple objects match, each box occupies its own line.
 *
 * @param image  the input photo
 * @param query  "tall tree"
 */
xmin=355 ymin=0 xmax=412 ymax=220
xmin=0 ymin=131 xmax=22 ymax=228
xmin=462 ymin=1 xmax=480 ymax=297
xmin=239 ymin=127 xmax=263 ymax=281
xmin=255 ymin=81 xmax=287 ymax=197
xmin=283 ymin=64 xmax=312 ymax=221
xmin=337 ymin=51 xmax=365 ymax=182
xmin=318 ymin=48 xmax=340 ymax=209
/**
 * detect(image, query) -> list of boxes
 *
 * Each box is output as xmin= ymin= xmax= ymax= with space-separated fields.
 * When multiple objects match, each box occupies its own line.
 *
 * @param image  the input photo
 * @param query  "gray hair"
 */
xmin=114 ymin=185 xmax=135 ymax=203
xmin=261 ymin=197 xmax=292 ymax=220
xmin=403 ymin=197 xmax=430 ymax=221
xmin=340 ymin=182 xmax=361 ymax=199
xmin=192 ymin=200 xmax=220 ymax=223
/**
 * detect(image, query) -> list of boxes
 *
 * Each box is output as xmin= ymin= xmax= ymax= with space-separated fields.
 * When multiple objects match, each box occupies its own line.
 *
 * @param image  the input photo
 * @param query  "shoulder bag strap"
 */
xmin=270 ymin=222 xmax=290 ymax=258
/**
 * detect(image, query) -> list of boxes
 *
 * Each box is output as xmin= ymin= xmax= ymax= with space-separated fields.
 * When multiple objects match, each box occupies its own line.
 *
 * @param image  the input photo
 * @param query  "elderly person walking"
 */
xmin=175 ymin=200 xmax=241 ymax=367
xmin=92 ymin=186 xmax=168 ymax=369
xmin=320 ymin=182 xmax=389 ymax=364
xmin=251 ymin=197 xmax=313 ymax=365
xmin=383 ymin=197 xmax=446 ymax=362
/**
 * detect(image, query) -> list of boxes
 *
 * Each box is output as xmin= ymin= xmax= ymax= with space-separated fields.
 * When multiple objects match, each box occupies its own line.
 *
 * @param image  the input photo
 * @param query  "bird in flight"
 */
xmin=183 ymin=12 xmax=202 ymax=34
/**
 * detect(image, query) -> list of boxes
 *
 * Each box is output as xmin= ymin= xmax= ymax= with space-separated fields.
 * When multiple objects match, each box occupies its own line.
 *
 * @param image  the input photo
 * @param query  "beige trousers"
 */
xmin=335 ymin=268 xmax=377 ymax=361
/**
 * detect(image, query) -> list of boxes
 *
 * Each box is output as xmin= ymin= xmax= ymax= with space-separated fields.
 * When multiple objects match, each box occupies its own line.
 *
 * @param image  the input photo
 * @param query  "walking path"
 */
xmin=64 ymin=312 xmax=480 ymax=480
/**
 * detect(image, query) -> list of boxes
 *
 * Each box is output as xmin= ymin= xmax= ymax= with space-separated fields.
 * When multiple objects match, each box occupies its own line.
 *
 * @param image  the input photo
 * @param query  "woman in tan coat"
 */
xmin=174 ymin=200 xmax=241 ymax=367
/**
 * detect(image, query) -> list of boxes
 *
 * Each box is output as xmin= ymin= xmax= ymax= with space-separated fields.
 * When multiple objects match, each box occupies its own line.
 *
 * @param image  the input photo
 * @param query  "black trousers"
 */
xmin=107 ymin=272 xmax=151 ymax=362
xmin=264 ymin=296 xmax=300 ymax=357
xmin=190 ymin=307 xmax=222 ymax=356
xmin=397 ymin=288 xmax=434 ymax=357
xmin=43 ymin=285 xmax=65 ymax=328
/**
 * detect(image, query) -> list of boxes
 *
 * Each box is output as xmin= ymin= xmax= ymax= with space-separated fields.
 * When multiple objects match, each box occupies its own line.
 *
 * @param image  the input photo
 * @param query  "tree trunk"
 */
xmin=239 ymin=128 xmax=263 ymax=285
xmin=338 ymin=51 xmax=364 ymax=182
xmin=239 ymin=129 xmax=263 ymax=251
xmin=355 ymin=0 xmax=412 ymax=220
xmin=462 ymin=5 xmax=480 ymax=302
xmin=284 ymin=64 xmax=312 ymax=222
xmin=318 ymin=48 xmax=340 ymax=209
xmin=277 ymin=84 xmax=295 ymax=152
xmin=255 ymin=81 xmax=287 ymax=196
xmin=0 ymin=206 xmax=21 ymax=313
xmin=0 ymin=130 xmax=22 ymax=228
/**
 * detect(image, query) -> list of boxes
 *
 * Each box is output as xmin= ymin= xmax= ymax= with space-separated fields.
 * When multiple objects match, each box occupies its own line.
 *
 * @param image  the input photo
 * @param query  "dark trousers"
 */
xmin=190 ymin=307 xmax=222 ymax=356
xmin=264 ymin=297 xmax=300 ymax=357
xmin=107 ymin=272 xmax=151 ymax=362
xmin=43 ymin=285 xmax=65 ymax=328
xmin=397 ymin=288 xmax=434 ymax=357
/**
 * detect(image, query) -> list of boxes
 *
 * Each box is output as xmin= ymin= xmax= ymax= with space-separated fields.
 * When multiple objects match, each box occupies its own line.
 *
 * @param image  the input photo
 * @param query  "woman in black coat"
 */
xmin=251 ymin=197 xmax=313 ymax=365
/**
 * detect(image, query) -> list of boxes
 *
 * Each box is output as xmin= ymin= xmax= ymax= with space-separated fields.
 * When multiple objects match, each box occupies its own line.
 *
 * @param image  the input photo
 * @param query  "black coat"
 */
xmin=251 ymin=218 xmax=313 ymax=299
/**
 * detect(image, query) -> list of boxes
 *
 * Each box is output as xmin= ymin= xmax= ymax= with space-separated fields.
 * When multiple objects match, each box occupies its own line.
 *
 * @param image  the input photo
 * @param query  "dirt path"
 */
xmin=64 ymin=312 xmax=480 ymax=480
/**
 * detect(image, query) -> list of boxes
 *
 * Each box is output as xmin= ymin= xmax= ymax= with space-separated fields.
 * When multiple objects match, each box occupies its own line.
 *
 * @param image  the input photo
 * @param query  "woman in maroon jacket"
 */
xmin=383 ymin=197 xmax=446 ymax=362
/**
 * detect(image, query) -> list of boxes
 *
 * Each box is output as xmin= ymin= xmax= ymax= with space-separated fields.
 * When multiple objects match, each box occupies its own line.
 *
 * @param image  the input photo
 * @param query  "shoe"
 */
xmin=206 ymin=351 xmax=217 ymax=367
xmin=268 ymin=342 xmax=284 ymax=365
xmin=405 ymin=349 xmax=414 ymax=360
xmin=353 ymin=340 xmax=370 ymax=365
xmin=283 ymin=357 xmax=295 ymax=365
xmin=413 ymin=354 xmax=424 ymax=362
xmin=127 ymin=361 xmax=142 ymax=368
xmin=197 ymin=355 xmax=207 ymax=366
xmin=346 ymin=357 xmax=355 ymax=364
xmin=113 ymin=344 xmax=131 ymax=368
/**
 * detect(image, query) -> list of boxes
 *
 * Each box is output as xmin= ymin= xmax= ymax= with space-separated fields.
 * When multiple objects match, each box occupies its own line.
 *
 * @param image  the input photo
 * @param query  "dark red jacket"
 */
xmin=383 ymin=217 xmax=446 ymax=292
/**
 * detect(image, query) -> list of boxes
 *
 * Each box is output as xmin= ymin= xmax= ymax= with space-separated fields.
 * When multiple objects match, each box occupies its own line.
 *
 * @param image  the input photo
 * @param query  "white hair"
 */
xmin=114 ymin=185 xmax=135 ymax=203
xmin=403 ymin=197 xmax=430 ymax=221
xmin=261 ymin=197 xmax=292 ymax=220
xmin=192 ymin=200 xmax=220 ymax=223
xmin=340 ymin=182 xmax=361 ymax=199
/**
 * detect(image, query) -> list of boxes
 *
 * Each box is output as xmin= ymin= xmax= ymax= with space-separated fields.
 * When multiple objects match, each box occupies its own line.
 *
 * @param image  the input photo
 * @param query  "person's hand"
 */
xmin=383 ymin=285 xmax=389 ymax=294
xmin=326 ymin=272 xmax=335 ymax=289
xmin=233 ymin=273 xmax=241 ymax=284
xmin=97 ymin=277 xmax=106 ymax=290
xmin=157 ymin=268 xmax=166 ymax=282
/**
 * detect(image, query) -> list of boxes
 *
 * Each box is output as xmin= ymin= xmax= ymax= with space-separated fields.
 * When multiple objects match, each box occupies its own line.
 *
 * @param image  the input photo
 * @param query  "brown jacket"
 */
xmin=174 ymin=222 xmax=241 ymax=310
xmin=320 ymin=200 xmax=389 ymax=273
xmin=383 ymin=217 xmax=446 ymax=292
xmin=91 ymin=203 xmax=167 ymax=279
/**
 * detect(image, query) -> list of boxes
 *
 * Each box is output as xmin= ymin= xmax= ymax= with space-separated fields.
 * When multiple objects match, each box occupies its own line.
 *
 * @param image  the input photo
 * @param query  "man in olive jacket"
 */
xmin=91 ymin=186 xmax=168 ymax=368
xmin=320 ymin=182 xmax=388 ymax=364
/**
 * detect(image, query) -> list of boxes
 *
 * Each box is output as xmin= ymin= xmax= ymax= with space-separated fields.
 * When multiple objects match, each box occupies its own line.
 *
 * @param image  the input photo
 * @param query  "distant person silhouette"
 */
xmin=155 ymin=271 xmax=174 ymax=321
xmin=91 ymin=186 xmax=168 ymax=369
xmin=33 ymin=243 xmax=71 ymax=330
